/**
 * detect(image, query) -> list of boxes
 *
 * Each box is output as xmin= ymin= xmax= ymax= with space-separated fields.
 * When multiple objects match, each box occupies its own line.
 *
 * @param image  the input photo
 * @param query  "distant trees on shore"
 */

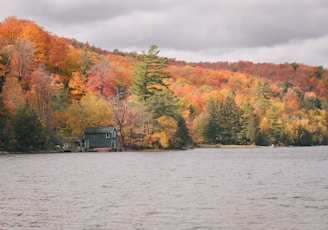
xmin=0 ymin=17 xmax=327 ymax=152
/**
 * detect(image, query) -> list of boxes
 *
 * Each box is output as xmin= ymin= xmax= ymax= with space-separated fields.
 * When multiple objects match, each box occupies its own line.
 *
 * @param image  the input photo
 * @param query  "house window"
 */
xmin=112 ymin=131 xmax=116 ymax=137
xmin=105 ymin=133 xmax=110 ymax=138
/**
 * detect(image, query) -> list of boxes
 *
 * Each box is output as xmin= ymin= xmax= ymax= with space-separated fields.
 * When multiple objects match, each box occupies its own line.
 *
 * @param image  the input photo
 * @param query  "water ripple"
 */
xmin=1 ymin=147 xmax=328 ymax=229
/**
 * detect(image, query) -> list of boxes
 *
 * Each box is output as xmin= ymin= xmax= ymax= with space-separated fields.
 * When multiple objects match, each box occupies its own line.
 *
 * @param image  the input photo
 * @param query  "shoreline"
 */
xmin=1 ymin=145 xmax=324 ymax=154
xmin=197 ymin=144 xmax=260 ymax=148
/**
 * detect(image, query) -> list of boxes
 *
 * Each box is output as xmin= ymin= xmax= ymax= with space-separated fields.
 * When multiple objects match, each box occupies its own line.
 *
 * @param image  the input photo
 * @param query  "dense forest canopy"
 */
xmin=0 ymin=16 xmax=327 ymax=151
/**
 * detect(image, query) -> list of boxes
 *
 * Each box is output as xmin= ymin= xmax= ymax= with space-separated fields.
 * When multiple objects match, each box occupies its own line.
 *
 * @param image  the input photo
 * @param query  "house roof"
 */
xmin=84 ymin=126 xmax=116 ymax=134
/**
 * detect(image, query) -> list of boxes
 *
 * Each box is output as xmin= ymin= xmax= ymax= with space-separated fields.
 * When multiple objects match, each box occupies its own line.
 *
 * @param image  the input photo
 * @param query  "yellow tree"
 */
xmin=309 ymin=109 xmax=328 ymax=144
xmin=65 ymin=94 xmax=112 ymax=136
xmin=152 ymin=115 xmax=177 ymax=148
xmin=284 ymin=120 xmax=300 ymax=144
xmin=68 ymin=71 xmax=86 ymax=101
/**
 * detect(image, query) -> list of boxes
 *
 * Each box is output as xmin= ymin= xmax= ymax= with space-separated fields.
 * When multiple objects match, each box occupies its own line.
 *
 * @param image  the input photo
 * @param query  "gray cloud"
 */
xmin=1 ymin=0 xmax=327 ymax=67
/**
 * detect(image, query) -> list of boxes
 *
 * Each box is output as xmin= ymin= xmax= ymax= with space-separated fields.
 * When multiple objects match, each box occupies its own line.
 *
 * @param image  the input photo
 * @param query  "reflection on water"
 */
xmin=1 ymin=146 xmax=328 ymax=229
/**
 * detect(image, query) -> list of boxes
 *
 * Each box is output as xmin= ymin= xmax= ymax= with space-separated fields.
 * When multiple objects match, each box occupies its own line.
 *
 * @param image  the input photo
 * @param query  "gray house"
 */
xmin=83 ymin=126 xmax=117 ymax=151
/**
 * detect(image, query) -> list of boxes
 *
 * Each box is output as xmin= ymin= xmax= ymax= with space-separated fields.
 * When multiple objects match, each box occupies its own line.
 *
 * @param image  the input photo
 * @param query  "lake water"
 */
xmin=1 ymin=146 xmax=328 ymax=229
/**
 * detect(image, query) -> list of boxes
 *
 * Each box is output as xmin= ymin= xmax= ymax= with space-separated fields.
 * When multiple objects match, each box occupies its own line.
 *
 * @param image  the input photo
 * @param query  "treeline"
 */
xmin=0 ymin=16 xmax=327 ymax=152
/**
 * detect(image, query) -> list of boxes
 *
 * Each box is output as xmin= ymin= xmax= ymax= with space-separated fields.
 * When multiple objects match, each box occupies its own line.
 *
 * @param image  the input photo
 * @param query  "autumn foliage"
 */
xmin=0 ymin=17 xmax=327 ymax=151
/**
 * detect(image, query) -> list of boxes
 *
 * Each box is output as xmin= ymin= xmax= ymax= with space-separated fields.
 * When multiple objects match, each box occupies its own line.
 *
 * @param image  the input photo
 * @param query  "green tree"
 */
xmin=12 ymin=103 xmax=46 ymax=151
xmin=297 ymin=126 xmax=313 ymax=146
xmin=254 ymin=79 xmax=272 ymax=116
xmin=171 ymin=115 xmax=192 ymax=148
xmin=218 ymin=95 xmax=241 ymax=144
xmin=304 ymin=96 xmax=322 ymax=110
xmin=290 ymin=62 xmax=299 ymax=71
xmin=248 ymin=114 xmax=261 ymax=144
xmin=202 ymin=97 xmax=219 ymax=144
xmin=314 ymin=66 xmax=324 ymax=79
xmin=0 ymin=97 xmax=14 ymax=150
xmin=130 ymin=45 xmax=190 ymax=149
xmin=266 ymin=103 xmax=284 ymax=144
xmin=277 ymin=81 xmax=293 ymax=100
xmin=131 ymin=45 xmax=170 ymax=103
xmin=238 ymin=102 xmax=260 ymax=145
xmin=147 ymin=88 xmax=179 ymax=119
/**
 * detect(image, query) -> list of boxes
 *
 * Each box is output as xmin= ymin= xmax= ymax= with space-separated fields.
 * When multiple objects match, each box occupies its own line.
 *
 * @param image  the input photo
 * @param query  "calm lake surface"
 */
xmin=1 ymin=146 xmax=328 ymax=229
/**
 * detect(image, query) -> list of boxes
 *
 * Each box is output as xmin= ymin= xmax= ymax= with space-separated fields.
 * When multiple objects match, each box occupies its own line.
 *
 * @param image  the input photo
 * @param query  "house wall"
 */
xmin=85 ymin=133 xmax=112 ymax=148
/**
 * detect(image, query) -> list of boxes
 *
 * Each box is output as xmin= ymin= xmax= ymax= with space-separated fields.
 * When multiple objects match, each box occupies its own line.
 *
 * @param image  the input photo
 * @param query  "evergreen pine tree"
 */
xmin=131 ymin=45 xmax=170 ymax=103
xmin=172 ymin=115 xmax=192 ymax=148
xmin=0 ymin=97 xmax=14 ymax=151
xmin=203 ymin=97 xmax=219 ymax=144
xmin=238 ymin=102 xmax=260 ymax=145
xmin=218 ymin=96 xmax=241 ymax=144
xmin=130 ymin=45 xmax=190 ymax=149
xmin=12 ymin=103 xmax=46 ymax=152
xmin=147 ymin=88 xmax=179 ymax=119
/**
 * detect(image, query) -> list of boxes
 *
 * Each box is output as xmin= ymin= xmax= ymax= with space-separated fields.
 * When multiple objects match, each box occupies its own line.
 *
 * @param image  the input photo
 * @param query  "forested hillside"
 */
xmin=1 ymin=17 xmax=327 ymax=151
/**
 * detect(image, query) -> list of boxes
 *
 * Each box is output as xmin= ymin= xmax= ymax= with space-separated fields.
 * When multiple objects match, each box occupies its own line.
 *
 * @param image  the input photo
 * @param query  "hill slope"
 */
xmin=0 ymin=17 xmax=327 ymax=150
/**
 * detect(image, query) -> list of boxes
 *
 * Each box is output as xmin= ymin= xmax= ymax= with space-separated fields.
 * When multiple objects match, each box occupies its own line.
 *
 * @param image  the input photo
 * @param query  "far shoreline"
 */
xmin=2 ymin=144 xmax=323 ymax=154
xmin=197 ymin=144 xmax=260 ymax=148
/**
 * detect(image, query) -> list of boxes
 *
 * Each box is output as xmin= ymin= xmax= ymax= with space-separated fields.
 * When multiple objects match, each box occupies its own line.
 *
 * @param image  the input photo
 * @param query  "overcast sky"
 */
xmin=1 ymin=0 xmax=328 ymax=67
